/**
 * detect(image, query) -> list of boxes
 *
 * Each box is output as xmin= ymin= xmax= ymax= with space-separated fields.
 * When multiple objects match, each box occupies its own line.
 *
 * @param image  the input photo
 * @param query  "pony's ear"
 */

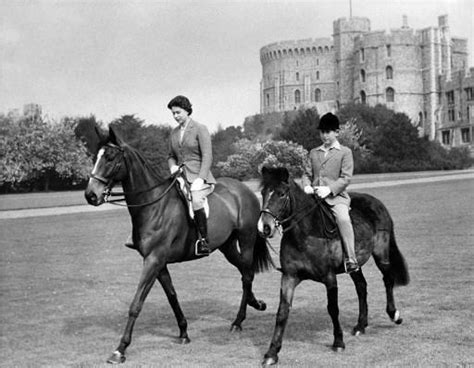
xmin=278 ymin=167 xmax=290 ymax=183
xmin=109 ymin=125 xmax=124 ymax=146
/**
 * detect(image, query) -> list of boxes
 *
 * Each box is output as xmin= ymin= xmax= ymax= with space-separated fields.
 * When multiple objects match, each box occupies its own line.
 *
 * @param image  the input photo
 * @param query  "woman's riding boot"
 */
xmin=194 ymin=209 xmax=210 ymax=256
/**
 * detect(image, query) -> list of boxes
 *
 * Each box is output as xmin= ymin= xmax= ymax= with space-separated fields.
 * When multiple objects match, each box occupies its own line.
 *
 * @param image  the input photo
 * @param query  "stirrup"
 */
xmin=195 ymin=238 xmax=210 ymax=256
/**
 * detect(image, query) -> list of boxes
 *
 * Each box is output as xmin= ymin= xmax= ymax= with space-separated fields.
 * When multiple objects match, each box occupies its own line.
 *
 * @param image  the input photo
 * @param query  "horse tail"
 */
xmin=252 ymin=234 xmax=275 ymax=274
xmin=388 ymin=227 xmax=410 ymax=286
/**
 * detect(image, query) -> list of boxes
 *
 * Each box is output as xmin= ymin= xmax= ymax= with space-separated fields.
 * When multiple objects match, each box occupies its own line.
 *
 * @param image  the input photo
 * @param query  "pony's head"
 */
xmin=258 ymin=166 xmax=291 ymax=238
xmin=84 ymin=126 xmax=128 ymax=206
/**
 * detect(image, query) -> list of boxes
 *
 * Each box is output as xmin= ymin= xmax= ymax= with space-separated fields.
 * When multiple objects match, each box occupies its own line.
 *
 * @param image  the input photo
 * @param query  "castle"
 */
xmin=260 ymin=15 xmax=474 ymax=153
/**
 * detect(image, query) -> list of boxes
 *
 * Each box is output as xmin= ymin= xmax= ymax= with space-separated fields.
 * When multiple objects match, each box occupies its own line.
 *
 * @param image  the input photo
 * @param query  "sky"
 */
xmin=1 ymin=0 xmax=473 ymax=132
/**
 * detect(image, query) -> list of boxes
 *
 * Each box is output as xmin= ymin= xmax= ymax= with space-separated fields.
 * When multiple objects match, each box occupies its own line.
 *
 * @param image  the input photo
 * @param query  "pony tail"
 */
xmin=389 ymin=228 xmax=410 ymax=286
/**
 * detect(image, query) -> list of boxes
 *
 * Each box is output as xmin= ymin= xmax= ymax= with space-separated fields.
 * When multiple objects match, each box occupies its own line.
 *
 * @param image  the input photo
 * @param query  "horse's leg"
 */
xmin=107 ymin=256 xmax=161 ymax=364
xmin=349 ymin=269 xmax=368 ymax=335
xmin=262 ymin=274 xmax=300 ymax=366
xmin=324 ymin=273 xmax=345 ymax=351
xmin=156 ymin=266 xmax=190 ymax=344
xmin=219 ymin=236 xmax=265 ymax=332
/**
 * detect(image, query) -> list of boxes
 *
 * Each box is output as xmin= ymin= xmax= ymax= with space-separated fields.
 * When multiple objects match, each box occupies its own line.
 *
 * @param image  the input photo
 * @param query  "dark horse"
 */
xmin=258 ymin=167 xmax=409 ymax=366
xmin=84 ymin=126 xmax=274 ymax=364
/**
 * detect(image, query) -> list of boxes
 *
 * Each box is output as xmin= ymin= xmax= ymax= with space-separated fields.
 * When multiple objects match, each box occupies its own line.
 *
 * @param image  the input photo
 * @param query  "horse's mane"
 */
xmin=123 ymin=144 xmax=167 ymax=184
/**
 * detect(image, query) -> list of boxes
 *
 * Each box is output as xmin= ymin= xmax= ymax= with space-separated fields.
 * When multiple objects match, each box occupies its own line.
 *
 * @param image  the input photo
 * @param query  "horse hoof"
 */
xmin=256 ymin=300 xmax=267 ymax=311
xmin=332 ymin=342 xmax=345 ymax=352
xmin=352 ymin=327 xmax=365 ymax=336
xmin=230 ymin=324 xmax=242 ymax=333
xmin=262 ymin=356 xmax=278 ymax=366
xmin=106 ymin=351 xmax=126 ymax=364
xmin=175 ymin=337 xmax=191 ymax=344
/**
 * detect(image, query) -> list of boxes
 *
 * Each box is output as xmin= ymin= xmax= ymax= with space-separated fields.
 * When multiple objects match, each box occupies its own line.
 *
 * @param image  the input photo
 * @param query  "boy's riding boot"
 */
xmin=194 ymin=209 xmax=210 ymax=256
xmin=339 ymin=222 xmax=359 ymax=273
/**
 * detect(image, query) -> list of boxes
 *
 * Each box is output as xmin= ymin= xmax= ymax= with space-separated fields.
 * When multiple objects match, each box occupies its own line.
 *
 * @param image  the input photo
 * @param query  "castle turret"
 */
xmin=333 ymin=17 xmax=371 ymax=107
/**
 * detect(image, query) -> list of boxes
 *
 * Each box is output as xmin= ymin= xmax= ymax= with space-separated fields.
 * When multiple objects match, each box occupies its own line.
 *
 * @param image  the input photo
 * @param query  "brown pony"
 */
xmin=258 ymin=167 xmax=409 ymax=366
xmin=84 ymin=126 xmax=273 ymax=364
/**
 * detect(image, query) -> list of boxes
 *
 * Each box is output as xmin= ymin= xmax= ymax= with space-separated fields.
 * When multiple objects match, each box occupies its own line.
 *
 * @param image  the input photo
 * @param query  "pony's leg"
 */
xmin=262 ymin=274 xmax=300 ymax=366
xmin=219 ymin=237 xmax=265 ymax=332
xmin=107 ymin=256 xmax=161 ymax=364
xmin=377 ymin=262 xmax=403 ymax=325
xmin=157 ymin=266 xmax=190 ymax=344
xmin=372 ymin=242 xmax=403 ymax=325
xmin=324 ymin=273 xmax=345 ymax=351
xmin=349 ymin=269 xmax=368 ymax=335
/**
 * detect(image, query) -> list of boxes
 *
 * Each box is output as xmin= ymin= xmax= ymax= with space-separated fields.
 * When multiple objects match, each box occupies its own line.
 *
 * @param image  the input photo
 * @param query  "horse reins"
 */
xmin=261 ymin=191 xmax=337 ymax=237
xmin=89 ymin=144 xmax=181 ymax=208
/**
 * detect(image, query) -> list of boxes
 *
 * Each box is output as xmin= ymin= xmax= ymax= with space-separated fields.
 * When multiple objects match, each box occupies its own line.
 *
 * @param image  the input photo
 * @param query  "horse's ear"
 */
xmin=109 ymin=125 xmax=124 ymax=146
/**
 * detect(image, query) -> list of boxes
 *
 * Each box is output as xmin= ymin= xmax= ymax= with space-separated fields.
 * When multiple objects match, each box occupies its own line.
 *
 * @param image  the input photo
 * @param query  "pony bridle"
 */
xmin=89 ymin=143 xmax=125 ymax=200
xmin=260 ymin=190 xmax=291 ymax=230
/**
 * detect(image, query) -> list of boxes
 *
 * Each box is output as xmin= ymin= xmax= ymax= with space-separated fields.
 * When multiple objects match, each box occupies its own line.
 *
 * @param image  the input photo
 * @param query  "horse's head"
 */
xmin=258 ymin=166 xmax=291 ymax=238
xmin=85 ymin=126 xmax=128 ymax=206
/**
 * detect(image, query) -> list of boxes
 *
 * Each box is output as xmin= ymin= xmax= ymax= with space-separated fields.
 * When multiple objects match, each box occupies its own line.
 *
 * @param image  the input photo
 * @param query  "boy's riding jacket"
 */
xmin=302 ymin=141 xmax=354 ymax=206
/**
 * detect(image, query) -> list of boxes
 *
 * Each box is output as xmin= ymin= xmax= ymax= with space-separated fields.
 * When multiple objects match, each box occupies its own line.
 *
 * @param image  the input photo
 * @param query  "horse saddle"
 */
xmin=175 ymin=176 xmax=209 ymax=219
xmin=314 ymin=197 xmax=339 ymax=239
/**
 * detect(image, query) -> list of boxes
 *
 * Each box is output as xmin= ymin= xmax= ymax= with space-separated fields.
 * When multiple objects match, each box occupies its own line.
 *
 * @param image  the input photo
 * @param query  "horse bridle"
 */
xmin=260 ymin=187 xmax=325 ymax=234
xmin=89 ymin=144 xmax=182 ymax=208
xmin=89 ymin=143 xmax=125 ymax=197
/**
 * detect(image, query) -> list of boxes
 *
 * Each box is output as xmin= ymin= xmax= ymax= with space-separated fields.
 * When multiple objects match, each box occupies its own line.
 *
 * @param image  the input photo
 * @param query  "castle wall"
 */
xmin=259 ymin=14 xmax=473 ymax=152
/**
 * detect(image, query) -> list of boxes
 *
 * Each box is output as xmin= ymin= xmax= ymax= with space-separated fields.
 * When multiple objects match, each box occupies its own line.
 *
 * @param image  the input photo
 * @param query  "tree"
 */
xmin=0 ymin=114 xmax=90 ymax=192
xmin=211 ymin=125 xmax=244 ymax=175
xmin=276 ymin=108 xmax=321 ymax=151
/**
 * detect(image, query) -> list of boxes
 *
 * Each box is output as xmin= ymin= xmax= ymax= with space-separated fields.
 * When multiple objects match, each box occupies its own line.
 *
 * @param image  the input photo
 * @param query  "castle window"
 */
xmin=315 ymin=88 xmax=321 ymax=102
xmin=289 ymin=49 xmax=293 ymax=56
xmin=312 ymin=47 xmax=316 ymax=53
xmin=448 ymin=108 xmax=455 ymax=121
xmin=360 ymin=69 xmax=366 ymax=83
xmin=360 ymin=48 xmax=365 ymax=61
xmin=386 ymin=66 xmax=393 ymax=80
xmin=418 ymin=112 xmax=423 ymax=127
xmin=295 ymin=90 xmax=301 ymax=104
xmin=296 ymin=72 xmax=300 ymax=81
xmin=316 ymin=71 xmax=320 ymax=80
xmin=360 ymin=91 xmax=366 ymax=104
xmin=324 ymin=46 xmax=329 ymax=52
xmin=386 ymin=87 xmax=395 ymax=102
xmin=442 ymin=130 xmax=451 ymax=145
xmin=446 ymin=90 xmax=454 ymax=105
xmin=306 ymin=47 xmax=311 ymax=54
xmin=300 ymin=48 xmax=305 ymax=54
xmin=318 ymin=46 xmax=323 ymax=53
xmin=266 ymin=94 xmax=270 ymax=107
xmin=461 ymin=128 xmax=471 ymax=143
xmin=386 ymin=44 xmax=391 ymax=57
xmin=465 ymin=87 xmax=473 ymax=101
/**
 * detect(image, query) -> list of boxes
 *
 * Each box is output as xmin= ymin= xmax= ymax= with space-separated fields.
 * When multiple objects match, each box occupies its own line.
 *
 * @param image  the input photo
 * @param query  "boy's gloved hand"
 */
xmin=315 ymin=186 xmax=331 ymax=198
xmin=304 ymin=185 xmax=315 ymax=195
xmin=170 ymin=165 xmax=180 ymax=174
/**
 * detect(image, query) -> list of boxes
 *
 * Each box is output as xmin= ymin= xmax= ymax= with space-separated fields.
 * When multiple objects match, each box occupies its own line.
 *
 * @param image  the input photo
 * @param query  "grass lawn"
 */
xmin=0 ymin=178 xmax=473 ymax=367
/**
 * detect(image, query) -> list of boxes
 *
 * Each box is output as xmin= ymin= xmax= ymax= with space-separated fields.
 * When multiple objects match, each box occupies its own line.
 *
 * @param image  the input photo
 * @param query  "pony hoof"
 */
xmin=332 ymin=342 xmax=345 ymax=352
xmin=175 ymin=336 xmax=191 ymax=344
xmin=391 ymin=310 xmax=403 ymax=324
xmin=262 ymin=356 xmax=278 ymax=366
xmin=352 ymin=327 xmax=365 ymax=336
xmin=107 ymin=351 xmax=126 ymax=364
xmin=230 ymin=324 xmax=242 ymax=333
